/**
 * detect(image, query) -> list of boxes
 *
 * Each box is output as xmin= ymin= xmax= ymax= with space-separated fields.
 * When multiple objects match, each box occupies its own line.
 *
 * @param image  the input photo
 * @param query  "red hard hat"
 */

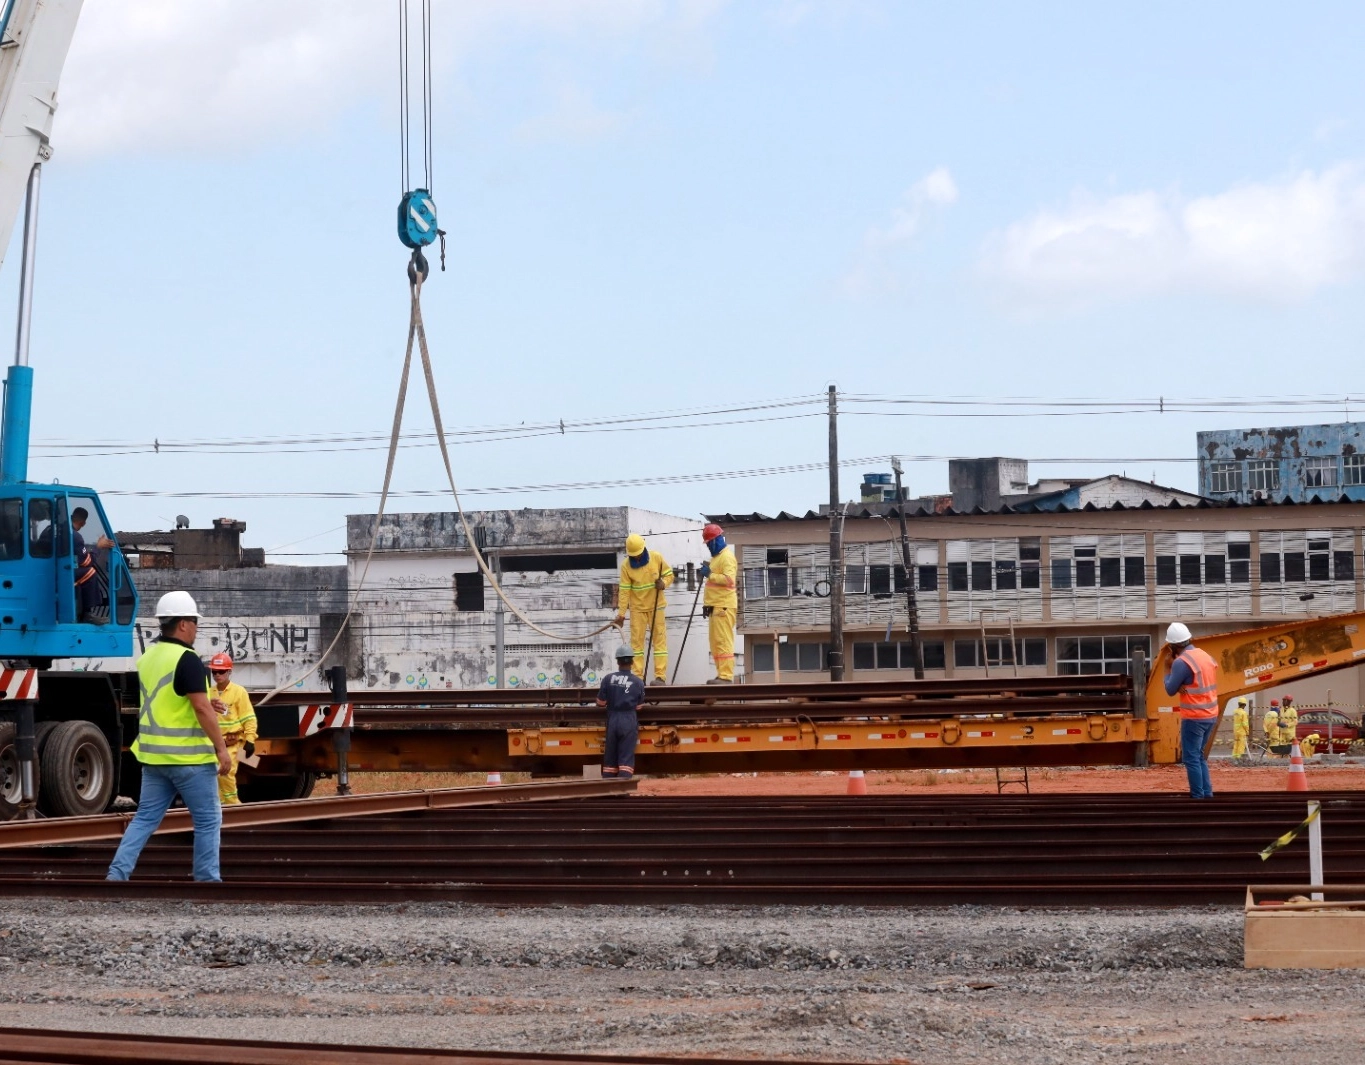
xmin=209 ymin=653 xmax=234 ymax=671
xmin=1270 ymin=699 xmax=1280 ymax=707
xmin=702 ymin=522 xmax=724 ymax=542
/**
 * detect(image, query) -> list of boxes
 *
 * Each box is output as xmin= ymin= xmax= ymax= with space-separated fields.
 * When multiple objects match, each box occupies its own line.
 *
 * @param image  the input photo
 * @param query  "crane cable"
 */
xmin=259 ymin=3 xmax=614 ymax=705
xmin=259 ymin=262 xmax=619 ymax=705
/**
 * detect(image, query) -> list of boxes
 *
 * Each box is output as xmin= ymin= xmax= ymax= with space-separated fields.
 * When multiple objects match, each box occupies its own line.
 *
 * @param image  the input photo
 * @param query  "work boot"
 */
xmin=706 ymin=677 xmax=733 ymax=685
xmin=653 ymin=677 xmax=667 ymax=685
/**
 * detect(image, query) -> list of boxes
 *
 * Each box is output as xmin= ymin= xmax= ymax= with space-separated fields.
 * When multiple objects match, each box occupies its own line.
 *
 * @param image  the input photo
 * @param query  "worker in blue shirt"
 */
xmin=596 ymin=644 xmax=645 ymax=779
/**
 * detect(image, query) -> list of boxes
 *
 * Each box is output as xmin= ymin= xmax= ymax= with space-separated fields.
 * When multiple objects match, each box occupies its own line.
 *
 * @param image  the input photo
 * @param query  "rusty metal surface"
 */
xmin=0 ymin=1027 xmax=845 ymax=1064
xmin=0 ymin=778 xmax=635 ymax=851
xmin=0 ymin=792 xmax=1359 ymax=907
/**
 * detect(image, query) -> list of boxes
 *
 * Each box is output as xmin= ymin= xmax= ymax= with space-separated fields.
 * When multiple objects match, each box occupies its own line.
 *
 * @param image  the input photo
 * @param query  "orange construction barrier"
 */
xmin=486 ymin=771 xmax=503 ymax=785
xmin=1286 ymin=743 xmax=1309 ymax=792
xmin=846 ymin=770 xmax=867 ymax=796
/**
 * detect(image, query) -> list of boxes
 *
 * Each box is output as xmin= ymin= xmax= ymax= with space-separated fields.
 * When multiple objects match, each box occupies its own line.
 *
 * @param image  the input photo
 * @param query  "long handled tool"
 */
xmin=642 ymin=579 xmax=663 ymax=689
xmin=670 ymin=578 xmax=705 ymax=686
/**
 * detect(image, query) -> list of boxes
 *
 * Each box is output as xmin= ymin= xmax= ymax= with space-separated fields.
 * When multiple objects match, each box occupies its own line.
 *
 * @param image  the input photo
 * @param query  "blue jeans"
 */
xmin=107 ymin=762 xmax=223 ymax=882
xmin=1180 ymin=717 xmax=1218 ymax=799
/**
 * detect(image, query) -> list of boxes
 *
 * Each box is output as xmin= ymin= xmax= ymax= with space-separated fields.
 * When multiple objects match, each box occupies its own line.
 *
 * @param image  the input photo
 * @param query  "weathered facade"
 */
xmin=1198 ymin=421 xmax=1365 ymax=504
xmin=345 ymin=507 xmax=712 ymax=690
xmin=718 ymin=497 xmax=1365 ymax=710
xmin=70 ymin=521 xmax=349 ymax=688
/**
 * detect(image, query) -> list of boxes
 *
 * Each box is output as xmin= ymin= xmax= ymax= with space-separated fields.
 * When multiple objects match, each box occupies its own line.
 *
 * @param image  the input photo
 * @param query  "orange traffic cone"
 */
xmin=1286 ymin=743 xmax=1309 ymax=792
xmin=846 ymin=770 xmax=867 ymax=796
xmin=486 ymin=771 xmax=502 ymax=785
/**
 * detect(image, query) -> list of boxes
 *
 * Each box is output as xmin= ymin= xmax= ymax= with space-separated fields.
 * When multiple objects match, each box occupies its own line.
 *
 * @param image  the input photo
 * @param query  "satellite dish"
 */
xmin=175 ymin=515 xmax=190 ymax=529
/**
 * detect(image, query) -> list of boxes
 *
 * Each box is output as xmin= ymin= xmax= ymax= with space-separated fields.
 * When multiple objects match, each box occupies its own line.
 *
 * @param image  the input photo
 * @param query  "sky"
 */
xmin=6 ymin=0 xmax=1365 ymax=562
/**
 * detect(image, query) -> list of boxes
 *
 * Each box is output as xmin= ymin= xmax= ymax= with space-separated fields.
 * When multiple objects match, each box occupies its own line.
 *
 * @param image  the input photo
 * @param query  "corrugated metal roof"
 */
xmin=707 ymin=493 xmax=1365 ymax=523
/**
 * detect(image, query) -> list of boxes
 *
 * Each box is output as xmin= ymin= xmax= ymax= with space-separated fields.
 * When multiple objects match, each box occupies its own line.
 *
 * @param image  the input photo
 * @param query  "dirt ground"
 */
xmin=313 ymin=760 xmax=1365 ymax=798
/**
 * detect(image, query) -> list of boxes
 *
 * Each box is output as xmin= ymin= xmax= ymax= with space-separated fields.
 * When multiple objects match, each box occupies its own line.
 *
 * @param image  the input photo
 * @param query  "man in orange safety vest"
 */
xmin=1163 ymin=621 xmax=1219 ymax=799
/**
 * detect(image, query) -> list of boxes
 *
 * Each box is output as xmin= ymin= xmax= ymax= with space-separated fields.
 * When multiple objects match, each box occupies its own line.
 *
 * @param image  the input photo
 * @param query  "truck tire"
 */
xmin=39 ymin=721 xmax=114 ymax=817
xmin=0 ymin=722 xmax=40 ymax=822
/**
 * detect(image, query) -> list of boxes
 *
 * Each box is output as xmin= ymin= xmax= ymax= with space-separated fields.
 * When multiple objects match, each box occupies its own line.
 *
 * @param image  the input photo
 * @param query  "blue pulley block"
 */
xmin=397 ymin=188 xmax=438 ymax=249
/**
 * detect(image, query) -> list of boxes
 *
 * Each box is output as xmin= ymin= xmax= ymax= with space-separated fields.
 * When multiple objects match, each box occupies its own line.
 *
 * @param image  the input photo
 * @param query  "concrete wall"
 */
xmin=344 ymin=507 xmax=716 ymax=690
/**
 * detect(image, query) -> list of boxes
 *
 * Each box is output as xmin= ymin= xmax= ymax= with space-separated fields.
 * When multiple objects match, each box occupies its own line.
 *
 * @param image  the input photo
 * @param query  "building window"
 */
xmin=1050 ymin=558 xmax=1071 ymax=589
xmin=971 ymin=560 xmax=992 ymax=591
xmin=1303 ymin=457 xmax=1338 ymax=489
xmin=852 ymin=640 xmax=945 ymax=671
xmin=955 ymin=638 xmax=1047 ymax=669
xmin=1210 ymin=461 xmax=1242 ymax=494
xmin=918 ymin=564 xmax=938 ymax=592
xmin=1336 ymin=550 xmax=1355 ymax=581
xmin=744 ymin=568 xmax=768 ymax=600
xmin=995 ymin=559 xmax=1017 ymax=591
xmin=1179 ymin=555 xmax=1202 ymax=584
xmin=1229 ymin=541 xmax=1251 ymax=583
xmin=948 ymin=561 xmax=968 ymax=591
xmin=1074 ymin=546 xmax=1096 ymax=588
xmin=845 ymin=566 xmax=867 ymax=595
xmin=761 ymin=641 xmax=828 ymax=673
xmin=1261 ymin=552 xmax=1281 ymax=583
xmin=869 ymin=565 xmax=892 ymax=596
xmin=1056 ymin=635 xmax=1151 ymax=675
xmin=1124 ymin=557 xmax=1146 ymax=586
xmin=1020 ymin=538 xmax=1041 ymax=589
xmin=1204 ymin=554 xmax=1226 ymax=584
xmin=1345 ymin=454 xmax=1365 ymax=486
xmin=454 ymin=571 xmax=485 ymax=611
xmin=1308 ymin=538 xmax=1330 ymax=581
xmin=1099 ymin=557 xmax=1121 ymax=588
xmin=1156 ymin=556 xmax=1176 ymax=586
xmin=1248 ymin=460 xmax=1280 ymax=495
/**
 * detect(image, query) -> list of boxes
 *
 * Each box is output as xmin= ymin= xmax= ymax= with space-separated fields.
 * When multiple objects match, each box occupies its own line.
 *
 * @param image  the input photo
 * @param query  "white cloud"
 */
xmin=840 ymin=167 xmax=958 ymax=297
xmin=982 ymin=164 xmax=1365 ymax=309
xmin=56 ymin=1 xmax=725 ymax=158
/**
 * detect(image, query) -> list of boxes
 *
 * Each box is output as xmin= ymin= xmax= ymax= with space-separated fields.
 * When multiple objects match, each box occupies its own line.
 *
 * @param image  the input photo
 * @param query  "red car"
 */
xmin=1295 ymin=709 xmax=1362 ymax=753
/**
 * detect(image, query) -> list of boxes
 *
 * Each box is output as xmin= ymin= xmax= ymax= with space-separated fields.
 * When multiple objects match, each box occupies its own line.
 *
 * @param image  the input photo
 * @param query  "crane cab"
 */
xmin=0 ymin=484 xmax=136 ymax=665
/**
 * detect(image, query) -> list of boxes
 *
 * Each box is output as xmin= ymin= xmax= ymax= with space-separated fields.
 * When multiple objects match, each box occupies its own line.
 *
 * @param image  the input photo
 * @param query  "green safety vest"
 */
xmin=131 ymin=640 xmax=214 ymax=765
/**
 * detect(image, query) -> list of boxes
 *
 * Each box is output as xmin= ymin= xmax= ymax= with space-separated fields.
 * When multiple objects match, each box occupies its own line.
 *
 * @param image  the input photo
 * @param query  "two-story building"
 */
xmin=717 ymin=458 xmax=1365 ymax=709
xmin=1197 ymin=421 xmax=1365 ymax=504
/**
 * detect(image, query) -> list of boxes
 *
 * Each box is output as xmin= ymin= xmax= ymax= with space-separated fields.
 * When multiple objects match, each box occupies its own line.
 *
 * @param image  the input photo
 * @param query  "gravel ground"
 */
xmin=0 ymin=900 xmax=1362 ymax=1063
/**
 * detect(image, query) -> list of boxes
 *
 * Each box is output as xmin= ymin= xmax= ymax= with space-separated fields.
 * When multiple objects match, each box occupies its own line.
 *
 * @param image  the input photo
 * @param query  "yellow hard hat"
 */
xmin=625 ymin=533 xmax=646 ymax=556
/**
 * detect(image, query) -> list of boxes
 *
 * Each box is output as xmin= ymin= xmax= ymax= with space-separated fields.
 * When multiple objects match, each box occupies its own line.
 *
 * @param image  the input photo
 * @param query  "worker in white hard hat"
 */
xmin=595 ymin=644 xmax=645 ymax=778
xmin=107 ymin=591 xmax=232 ymax=882
xmin=1163 ymin=621 xmax=1219 ymax=799
xmin=614 ymin=534 xmax=673 ymax=683
xmin=1230 ymin=697 xmax=1250 ymax=761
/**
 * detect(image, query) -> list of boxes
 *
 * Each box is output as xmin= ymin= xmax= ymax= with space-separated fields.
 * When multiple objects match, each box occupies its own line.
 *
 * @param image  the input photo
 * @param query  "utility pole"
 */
xmin=890 ymin=457 xmax=924 ymax=679
xmin=828 ymin=385 xmax=845 ymax=681
xmin=493 ymin=549 xmax=505 ymax=689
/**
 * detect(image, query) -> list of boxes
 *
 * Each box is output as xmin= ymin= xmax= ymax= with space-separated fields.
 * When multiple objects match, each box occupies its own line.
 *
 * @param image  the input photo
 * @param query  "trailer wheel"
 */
xmin=0 ymin=722 xmax=40 ymax=822
xmin=39 ymin=721 xmax=114 ymax=817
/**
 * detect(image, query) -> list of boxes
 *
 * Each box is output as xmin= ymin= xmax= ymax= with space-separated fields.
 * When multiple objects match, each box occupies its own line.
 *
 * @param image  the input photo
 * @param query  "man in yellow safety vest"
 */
xmin=700 ymin=523 xmax=738 ymax=683
xmin=614 ymin=534 xmax=673 ymax=683
xmin=1231 ymin=697 xmax=1250 ymax=761
xmin=106 ymin=591 xmax=231 ymax=882
xmin=208 ymin=653 xmax=257 ymax=804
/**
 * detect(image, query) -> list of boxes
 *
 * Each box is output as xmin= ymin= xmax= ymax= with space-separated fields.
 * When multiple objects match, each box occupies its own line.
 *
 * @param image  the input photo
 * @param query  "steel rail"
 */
xmin=0 ymin=792 xmax=1357 ymax=907
xmin=273 ymin=674 xmax=1132 ymax=709
xmin=0 ymin=778 xmax=635 ymax=850
xmin=350 ymin=694 xmax=1133 ymax=727
xmin=0 ymin=1027 xmax=848 ymax=1065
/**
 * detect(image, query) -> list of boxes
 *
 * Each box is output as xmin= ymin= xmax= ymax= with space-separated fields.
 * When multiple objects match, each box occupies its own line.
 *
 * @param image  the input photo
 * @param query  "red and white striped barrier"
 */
xmin=0 ymin=668 xmax=38 ymax=701
xmin=298 ymin=703 xmax=354 ymax=737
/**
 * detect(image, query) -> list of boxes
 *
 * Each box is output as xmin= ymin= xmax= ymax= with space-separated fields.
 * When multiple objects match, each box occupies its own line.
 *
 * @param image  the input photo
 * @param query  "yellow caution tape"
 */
xmin=1259 ymin=805 xmax=1321 ymax=861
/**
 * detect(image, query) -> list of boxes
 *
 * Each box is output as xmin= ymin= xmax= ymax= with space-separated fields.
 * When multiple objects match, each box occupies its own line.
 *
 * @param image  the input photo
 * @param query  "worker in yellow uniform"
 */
xmin=1300 ymin=733 xmax=1323 ymax=758
xmin=1230 ymin=697 xmax=1250 ymax=761
xmin=700 ymin=523 xmax=738 ymax=683
xmin=1262 ymin=700 xmax=1280 ymax=755
xmin=1278 ymin=694 xmax=1299 ymax=748
xmin=208 ymin=653 xmax=257 ymax=804
xmin=614 ymin=534 xmax=674 ymax=683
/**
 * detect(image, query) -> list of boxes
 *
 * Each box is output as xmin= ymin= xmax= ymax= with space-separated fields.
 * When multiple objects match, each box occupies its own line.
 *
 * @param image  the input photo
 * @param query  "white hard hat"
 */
xmin=1165 ymin=621 xmax=1192 ymax=644
xmin=155 ymin=590 xmax=202 ymax=619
